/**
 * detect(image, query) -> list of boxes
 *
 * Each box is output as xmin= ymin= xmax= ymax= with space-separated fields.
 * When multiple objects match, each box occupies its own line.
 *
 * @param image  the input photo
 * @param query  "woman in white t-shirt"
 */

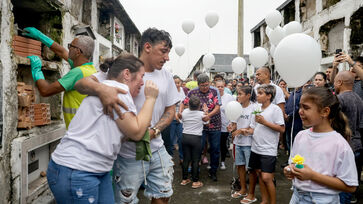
xmin=47 ymin=54 xmax=159 ymax=204
xmin=180 ymin=95 xmax=208 ymax=189
xmin=170 ymin=75 xmax=186 ymax=162
xmin=284 ymin=87 xmax=358 ymax=204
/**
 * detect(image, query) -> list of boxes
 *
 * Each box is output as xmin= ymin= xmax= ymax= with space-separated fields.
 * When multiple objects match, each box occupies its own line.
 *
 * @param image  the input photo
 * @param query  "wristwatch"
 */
xmin=151 ymin=127 xmax=161 ymax=137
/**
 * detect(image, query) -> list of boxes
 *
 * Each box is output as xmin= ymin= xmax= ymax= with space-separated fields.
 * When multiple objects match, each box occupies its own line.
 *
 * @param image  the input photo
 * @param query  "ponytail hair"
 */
xmin=302 ymin=87 xmax=351 ymax=141
xmin=99 ymin=53 xmax=144 ymax=79
xmin=237 ymin=86 xmax=256 ymax=103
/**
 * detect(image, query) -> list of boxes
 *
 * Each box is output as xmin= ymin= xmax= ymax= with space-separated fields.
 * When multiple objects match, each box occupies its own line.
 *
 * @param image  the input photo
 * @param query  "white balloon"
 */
xmin=284 ymin=21 xmax=303 ymax=36
xmin=203 ymin=53 xmax=215 ymax=68
xmin=231 ymin=57 xmax=247 ymax=74
xmin=249 ymin=47 xmax=269 ymax=68
xmin=175 ymin=44 xmax=185 ymax=56
xmin=274 ymin=33 xmax=322 ymax=88
xmin=182 ymin=20 xmax=195 ymax=34
xmin=269 ymin=26 xmax=285 ymax=46
xmin=225 ymin=101 xmax=243 ymax=121
xmin=265 ymin=10 xmax=282 ymax=29
xmin=266 ymin=26 xmax=272 ymax=37
xmin=205 ymin=11 xmax=219 ymax=28
xmin=270 ymin=45 xmax=276 ymax=58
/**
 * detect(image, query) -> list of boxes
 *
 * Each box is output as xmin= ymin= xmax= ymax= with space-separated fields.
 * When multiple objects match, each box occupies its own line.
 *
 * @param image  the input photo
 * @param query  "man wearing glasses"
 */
xmin=23 ymin=27 xmax=97 ymax=128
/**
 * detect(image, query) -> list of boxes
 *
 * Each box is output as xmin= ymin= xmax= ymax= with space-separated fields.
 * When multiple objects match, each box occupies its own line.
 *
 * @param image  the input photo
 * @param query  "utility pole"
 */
xmin=237 ymin=0 xmax=244 ymax=57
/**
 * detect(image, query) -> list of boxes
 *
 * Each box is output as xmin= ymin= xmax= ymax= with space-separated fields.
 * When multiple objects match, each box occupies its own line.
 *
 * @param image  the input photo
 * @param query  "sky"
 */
xmin=120 ymin=0 xmax=286 ymax=79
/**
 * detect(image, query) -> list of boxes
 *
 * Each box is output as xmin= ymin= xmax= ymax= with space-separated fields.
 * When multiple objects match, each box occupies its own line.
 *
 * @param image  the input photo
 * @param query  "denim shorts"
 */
xmin=113 ymin=146 xmax=174 ymax=204
xmin=47 ymin=159 xmax=114 ymax=204
xmin=234 ymin=145 xmax=251 ymax=167
xmin=290 ymin=187 xmax=339 ymax=204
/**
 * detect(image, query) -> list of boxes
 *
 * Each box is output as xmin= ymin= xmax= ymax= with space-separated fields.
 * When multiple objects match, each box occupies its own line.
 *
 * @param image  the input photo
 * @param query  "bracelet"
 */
xmin=350 ymin=61 xmax=356 ymax=67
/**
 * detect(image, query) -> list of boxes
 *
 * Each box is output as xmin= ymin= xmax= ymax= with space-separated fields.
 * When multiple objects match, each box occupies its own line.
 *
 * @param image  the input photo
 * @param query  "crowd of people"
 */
xmin=24 ymin=24 xmax=362 ymax=204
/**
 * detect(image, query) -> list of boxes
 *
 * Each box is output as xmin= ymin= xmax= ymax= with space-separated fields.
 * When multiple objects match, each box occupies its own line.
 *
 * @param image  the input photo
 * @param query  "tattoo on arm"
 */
xmin=155 ymin=106 xmax=175 ymax=131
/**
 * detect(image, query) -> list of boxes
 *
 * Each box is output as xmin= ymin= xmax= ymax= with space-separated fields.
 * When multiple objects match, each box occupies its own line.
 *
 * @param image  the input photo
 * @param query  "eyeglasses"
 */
xmin=68 ymin=43 xmax=83 ymax=53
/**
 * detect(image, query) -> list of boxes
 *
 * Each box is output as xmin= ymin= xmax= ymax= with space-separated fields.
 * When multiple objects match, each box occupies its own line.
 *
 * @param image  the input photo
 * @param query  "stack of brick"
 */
xmin=17 ymin=82 xmax=35 ymax=129
xmin=17 ymin=82 xmax=51 ymax=128
xmin=12 ymin=35 xmax=42 ymax=58
xmin=33 ymin=103 xmax=51 ymax=126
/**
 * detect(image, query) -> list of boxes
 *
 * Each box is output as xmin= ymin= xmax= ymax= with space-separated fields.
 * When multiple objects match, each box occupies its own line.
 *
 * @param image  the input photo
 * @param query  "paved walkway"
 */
xmin=138 ymin=149 xmax=363 ymax=204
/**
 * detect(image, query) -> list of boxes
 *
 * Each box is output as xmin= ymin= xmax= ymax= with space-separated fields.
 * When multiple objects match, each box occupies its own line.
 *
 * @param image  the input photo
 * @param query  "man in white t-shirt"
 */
xmin=74 ymin=28 xmax=179 ymax=204
xmin=254 ymin=67 xmax=285 ymax=111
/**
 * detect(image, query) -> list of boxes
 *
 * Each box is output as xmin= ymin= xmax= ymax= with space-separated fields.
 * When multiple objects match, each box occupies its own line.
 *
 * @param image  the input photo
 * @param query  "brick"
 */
xmin=12 ymin=40 xmax=42 ymax=51
xmin=18 ymin=94 xmax=32 ymax=107
xmin=14 ymin=51 xmax=41 ymax=58
xmin=13 ymin=35 xmax=41 ymax=46
xmin=13 ymin=46 xmax=42 ymax=55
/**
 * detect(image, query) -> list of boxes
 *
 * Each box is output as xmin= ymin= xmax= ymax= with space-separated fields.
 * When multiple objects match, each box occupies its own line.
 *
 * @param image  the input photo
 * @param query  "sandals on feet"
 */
xmin=180 ymin=179 xmax=191 ymax=185
xmin=240 ymin=197 xmax=257 ymax=204
xmin=191 ymin=181 xmax=203 ymax=189
xmin=231 ymin=191 xmax=248 ymax=198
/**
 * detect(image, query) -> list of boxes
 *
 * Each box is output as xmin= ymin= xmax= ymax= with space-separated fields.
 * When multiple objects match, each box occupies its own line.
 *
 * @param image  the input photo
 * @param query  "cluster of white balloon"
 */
xmin=225 ymin=10 xmax=323 ymax=121
xmin=265 ymin=10 xmax=322 ymax=88
xmin=176 ymin=11 xmax=220 ymax=72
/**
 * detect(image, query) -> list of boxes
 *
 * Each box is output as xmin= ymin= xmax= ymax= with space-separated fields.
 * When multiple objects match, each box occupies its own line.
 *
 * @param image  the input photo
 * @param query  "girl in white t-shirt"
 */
xmin=284 ymin=87 xmax=358 ymax=204
xmin=47 ymin=54 xmax=158 ymax=203
xmin=180 ymin=95 xmax=208 ymax=189
xmin=230 ymin=86 xmax=256 ymax=199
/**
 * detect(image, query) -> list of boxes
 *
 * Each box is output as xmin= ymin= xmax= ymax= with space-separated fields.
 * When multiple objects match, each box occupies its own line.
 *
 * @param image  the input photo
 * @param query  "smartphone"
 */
xmin=336 ymin=49 xmax=342 ymax=55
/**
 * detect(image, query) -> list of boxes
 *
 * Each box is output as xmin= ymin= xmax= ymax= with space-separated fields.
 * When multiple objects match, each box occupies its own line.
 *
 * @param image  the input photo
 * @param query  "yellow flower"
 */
xmin=292 ymin=154 xmax=305 ymax=165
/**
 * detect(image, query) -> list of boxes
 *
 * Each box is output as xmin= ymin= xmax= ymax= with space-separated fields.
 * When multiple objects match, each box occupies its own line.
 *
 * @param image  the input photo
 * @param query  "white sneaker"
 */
xmin=220 ymin=162 xmax=226 ymax=170
xmin=207 ymin=165 xmax=211 ymax=169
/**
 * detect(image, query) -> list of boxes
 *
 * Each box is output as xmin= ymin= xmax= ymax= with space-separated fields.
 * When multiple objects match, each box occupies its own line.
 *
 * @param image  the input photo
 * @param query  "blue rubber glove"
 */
xmin=23 ymin=27 xmax=54 ymax=48
xmin=27 ymin=56 xmax=45 ymax=82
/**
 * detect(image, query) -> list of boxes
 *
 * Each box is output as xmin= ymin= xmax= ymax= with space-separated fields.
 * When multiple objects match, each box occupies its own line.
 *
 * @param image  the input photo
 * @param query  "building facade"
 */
xmin=250 ymin=0 xmax=363 ymax=80
xmin=0 ymin=0 xmax=140 ymax=203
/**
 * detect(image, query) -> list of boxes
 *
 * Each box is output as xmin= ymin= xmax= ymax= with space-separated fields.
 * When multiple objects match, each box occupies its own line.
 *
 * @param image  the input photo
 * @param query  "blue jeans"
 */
xmin=47 ymin=159 xmax=114 ymax=204
xmin=201 ymin=130 xmax=221 ymax=174
xmin=290 ymin=188 xmax=339 ymax=204
xmin=235 ymin=145 xmax=251 ymax=167
xmin=170 ymin=119 xmax=183 ymax=160
xmin=113 ymin=146 xmax=174 ymax=204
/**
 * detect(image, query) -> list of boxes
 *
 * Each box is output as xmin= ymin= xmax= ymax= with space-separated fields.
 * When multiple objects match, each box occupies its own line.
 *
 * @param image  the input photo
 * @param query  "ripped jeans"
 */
xmin=113 ymin=146 xmax=174 ymax=204
xmin=47 ymin=159 xmax=114 ymax=204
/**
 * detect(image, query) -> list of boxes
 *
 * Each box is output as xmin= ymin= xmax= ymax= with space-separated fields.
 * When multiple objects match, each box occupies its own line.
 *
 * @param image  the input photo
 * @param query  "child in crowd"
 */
xmin=284 ymin=87 xmax=358 ymax=204
xmin=242 ymin=84 xmax=285 ymax=204
xmin=180 ymin=96 xmax=209 ymax=189
xmin=230 ymin=86 xmax=256 ymax=199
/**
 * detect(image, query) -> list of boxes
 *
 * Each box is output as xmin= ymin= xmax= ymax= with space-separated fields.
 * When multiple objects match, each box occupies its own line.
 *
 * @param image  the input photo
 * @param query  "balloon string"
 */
xmin=208 ymin=31 xmax=211 ymax=53
xmin=187 ymin=35 xmax=190 ymax=73
xmin=289 ymin=88 xmax=296 ymax=164
xmin=289 ymin=88 xmax=297 ymax=190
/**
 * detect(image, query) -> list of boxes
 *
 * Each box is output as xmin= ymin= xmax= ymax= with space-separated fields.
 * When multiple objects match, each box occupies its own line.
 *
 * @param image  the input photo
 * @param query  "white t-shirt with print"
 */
xmin=254 ymin=81 xmax=285 ymax=105
xmin=250 ymin=103 xmax=284 ymax=156
xmin=51 ymin=81 xmax=136 ymax=173
xmin=94 ymin=69 xmax=179 ymax=158
xmin=220 ymin=93 xmax=236 ymax=132
xmin=233 ymin=103 xmax=256 ymax=146
xmin=291 ymin=129 xmax=358 ymax=194
xmin=181 ymin=109 xmax=205 ymax=136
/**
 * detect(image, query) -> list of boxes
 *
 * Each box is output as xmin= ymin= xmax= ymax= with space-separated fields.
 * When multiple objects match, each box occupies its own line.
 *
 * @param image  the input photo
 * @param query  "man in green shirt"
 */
xmin=24 ymin=27 xmax=97 ymax=128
